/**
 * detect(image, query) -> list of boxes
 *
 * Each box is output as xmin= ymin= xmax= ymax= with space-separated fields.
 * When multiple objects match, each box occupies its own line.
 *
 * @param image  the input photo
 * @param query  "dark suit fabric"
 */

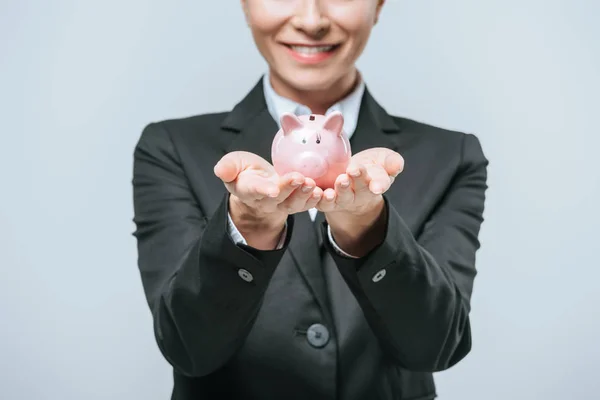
xmin=132 ymin=78 xmax=489 ymax=400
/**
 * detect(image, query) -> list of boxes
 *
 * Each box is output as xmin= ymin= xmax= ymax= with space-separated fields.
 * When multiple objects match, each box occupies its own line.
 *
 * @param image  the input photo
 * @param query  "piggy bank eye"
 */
xmin=316 ymin=133 xmax=321 ymax=144
xmin=302 ymin=138 xmax=306 ymax=144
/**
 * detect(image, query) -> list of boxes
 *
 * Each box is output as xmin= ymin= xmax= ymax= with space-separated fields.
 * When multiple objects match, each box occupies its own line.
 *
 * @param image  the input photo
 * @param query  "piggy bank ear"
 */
xmin=280 ymin=112 xmax=303 ymax=135
xmin=322 ymin=111 xmax=344 ymax=136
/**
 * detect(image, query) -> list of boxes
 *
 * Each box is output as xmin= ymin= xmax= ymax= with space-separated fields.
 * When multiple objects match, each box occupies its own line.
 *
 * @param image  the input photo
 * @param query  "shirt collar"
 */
xmin=262 ymin=71 xmax=365 ymax=139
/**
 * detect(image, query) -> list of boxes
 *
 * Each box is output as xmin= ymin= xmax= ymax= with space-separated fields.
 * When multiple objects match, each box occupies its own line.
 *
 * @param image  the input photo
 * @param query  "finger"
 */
xmin=281 ymin=177 xmax=316 ymax=212
xmin=383 ymin=152 xmax=404 ymax=177
xmin=214 ymin=156 xmax=240 ymax=183
xmin=333 ymin=174 xmax=354 ymax=207
xmin=316 ymin=188 xmax=337 ymax=212
xmin=365 ymin=165 xmax=392 ymax=195
xmin=276 ymin=172 xmax=305 ymax=202
xmin=303 ymin=186 xmax=323 ymax=210
xmin=346 ymin=163 xmax=370 ymax=192
xmin=214 ymin=151 xmax=273 ymax=183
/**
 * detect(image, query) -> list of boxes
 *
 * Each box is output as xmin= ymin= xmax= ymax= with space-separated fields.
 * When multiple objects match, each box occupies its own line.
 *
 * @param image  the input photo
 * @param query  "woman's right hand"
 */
xmin=214 ymin=151 xmax=323 ymax=249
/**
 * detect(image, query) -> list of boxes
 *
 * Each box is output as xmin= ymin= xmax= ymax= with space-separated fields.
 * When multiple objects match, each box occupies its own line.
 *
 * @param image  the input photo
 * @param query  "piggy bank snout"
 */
xmin=293 ymin=152 xmax=328 ymax=179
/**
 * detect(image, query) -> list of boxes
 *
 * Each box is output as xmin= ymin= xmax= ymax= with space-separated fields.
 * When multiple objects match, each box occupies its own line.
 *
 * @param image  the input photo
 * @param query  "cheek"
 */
xmin=246 ymin=1 xmax=292 ymax=34
xmin=328 ymin=5 xmax=377 ymax=41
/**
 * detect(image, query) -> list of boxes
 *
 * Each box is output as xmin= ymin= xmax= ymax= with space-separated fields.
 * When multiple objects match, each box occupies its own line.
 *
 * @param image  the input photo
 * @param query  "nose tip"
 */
xmin=292 ymin=3 xmax=330 ymax=37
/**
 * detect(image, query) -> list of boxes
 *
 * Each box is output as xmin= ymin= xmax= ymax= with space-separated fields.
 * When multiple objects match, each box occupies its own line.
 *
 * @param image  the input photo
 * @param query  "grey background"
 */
xmin=1 ymin=1 xmax=599 ymax=399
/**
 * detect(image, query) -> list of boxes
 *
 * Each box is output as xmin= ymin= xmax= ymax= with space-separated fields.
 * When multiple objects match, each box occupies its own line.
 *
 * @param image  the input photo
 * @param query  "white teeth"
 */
xmin=290 ymin=45 xmax=335 ymax=54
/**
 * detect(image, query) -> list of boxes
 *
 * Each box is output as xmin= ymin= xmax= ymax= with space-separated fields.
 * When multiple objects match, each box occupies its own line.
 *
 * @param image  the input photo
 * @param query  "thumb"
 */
xmin=383 ymin=151 xmax=404 ymax=177
xmin=214 ymin=153 xmax=242 ymax=183
xmin=214 ymin=151 xmax=272 ymax=183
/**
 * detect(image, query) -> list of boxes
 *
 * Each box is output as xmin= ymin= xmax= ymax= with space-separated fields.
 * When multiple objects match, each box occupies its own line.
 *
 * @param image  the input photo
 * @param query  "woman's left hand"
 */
xmin=316 ymin=147 xmax=404 ymax=215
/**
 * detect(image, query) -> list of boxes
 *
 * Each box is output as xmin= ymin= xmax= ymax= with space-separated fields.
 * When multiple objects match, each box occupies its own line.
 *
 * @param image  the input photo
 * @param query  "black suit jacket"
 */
xmin=132 ymin=78 xmax=488 ymax=400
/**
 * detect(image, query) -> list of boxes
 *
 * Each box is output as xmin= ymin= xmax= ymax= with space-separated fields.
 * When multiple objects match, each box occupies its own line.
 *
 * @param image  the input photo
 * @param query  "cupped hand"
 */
xmin=316 ymin=147 xmax=404 ymax=215
xmin=213 ymin=151 xmax=323 ymax=221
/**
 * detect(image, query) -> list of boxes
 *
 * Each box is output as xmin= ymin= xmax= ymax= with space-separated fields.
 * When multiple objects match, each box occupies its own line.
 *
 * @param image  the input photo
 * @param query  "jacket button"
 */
xmin=306 ymin=323 xmax=330 ymax=348
xmin=238 ymin=269 xmax=253 ymax=282
xmin=372 ymin=269 xmax=386 ymax=282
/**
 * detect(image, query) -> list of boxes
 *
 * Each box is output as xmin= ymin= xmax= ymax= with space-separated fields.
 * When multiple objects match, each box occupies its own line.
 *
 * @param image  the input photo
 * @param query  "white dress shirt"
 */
xmin=227 ymin=72 xmax=366 ymax=258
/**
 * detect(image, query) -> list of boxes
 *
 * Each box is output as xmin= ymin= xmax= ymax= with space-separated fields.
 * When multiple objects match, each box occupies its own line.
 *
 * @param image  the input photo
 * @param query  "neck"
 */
xmin=268 ymin=68 xmax=360 ymax=115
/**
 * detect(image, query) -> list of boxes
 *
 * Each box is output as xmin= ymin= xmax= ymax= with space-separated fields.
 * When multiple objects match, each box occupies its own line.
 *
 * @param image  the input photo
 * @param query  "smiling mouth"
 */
xmin=281 ymin=43 xmax=342 ymax=64
xmin=285 ymin=44 xmax=341 ymax=54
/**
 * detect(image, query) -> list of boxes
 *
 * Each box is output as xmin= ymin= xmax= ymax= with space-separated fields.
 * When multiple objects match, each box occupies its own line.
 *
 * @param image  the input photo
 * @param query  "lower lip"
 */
xmin=283 ymin=45 xmax=338 ymax=64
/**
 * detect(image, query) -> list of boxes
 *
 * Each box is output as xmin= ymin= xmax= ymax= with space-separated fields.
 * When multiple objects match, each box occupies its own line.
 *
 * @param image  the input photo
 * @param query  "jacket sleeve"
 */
xmin=323 ymin=133 xmax=488 ymax=372
xmin=132 ymin=122 xmax=292 ymax=377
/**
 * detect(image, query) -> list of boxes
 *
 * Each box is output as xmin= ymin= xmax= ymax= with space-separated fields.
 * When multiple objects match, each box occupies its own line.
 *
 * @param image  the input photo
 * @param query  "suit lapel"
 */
xmin=349 ymin=88 xmax=403 ymax=154
xmin=348 ymin=89 xmax=421 ymax=222
xmin=222 ymin=80 xmax=278 ymax=162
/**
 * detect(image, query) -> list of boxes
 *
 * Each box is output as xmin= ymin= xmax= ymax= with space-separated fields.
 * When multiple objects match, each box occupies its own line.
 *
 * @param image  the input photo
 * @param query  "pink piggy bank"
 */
xmin=271 ymin=111 xmax=352 ymax=190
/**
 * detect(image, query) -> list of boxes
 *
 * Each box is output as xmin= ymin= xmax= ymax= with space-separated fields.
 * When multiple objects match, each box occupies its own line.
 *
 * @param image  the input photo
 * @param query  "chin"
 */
xmin=279 ymin=69 xmax=344 ymax=92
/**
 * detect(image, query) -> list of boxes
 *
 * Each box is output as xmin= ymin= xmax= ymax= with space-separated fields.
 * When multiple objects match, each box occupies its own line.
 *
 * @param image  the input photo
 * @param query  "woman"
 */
xmin=132 ymin=1 xmax=488 ymax=399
